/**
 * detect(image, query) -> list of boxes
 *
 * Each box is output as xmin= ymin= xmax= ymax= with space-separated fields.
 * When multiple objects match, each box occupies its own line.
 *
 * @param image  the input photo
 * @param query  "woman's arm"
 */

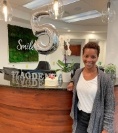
xmin=67 ymin=68 xmax=81 ymax=92
xmin=67 ymin=81 xmax=74 ymax=91
xmin=67 ymin=71 xmax=76 ymax=91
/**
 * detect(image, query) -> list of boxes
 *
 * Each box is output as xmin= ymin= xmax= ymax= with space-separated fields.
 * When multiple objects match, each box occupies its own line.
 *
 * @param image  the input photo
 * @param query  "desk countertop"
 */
xmin=0 ymin=73 xmax=68 ymax=90
xmin=1 ymin=72 xmax=118 ymax=90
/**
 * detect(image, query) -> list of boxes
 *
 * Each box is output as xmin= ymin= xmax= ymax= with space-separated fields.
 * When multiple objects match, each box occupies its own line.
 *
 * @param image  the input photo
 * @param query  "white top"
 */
xmin=76 ymin=73 xmax=98 ymax=113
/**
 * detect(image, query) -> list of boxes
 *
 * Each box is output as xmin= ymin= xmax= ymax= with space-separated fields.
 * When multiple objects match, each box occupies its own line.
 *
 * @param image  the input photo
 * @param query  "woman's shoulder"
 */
xmin=98 ymin=69 xmax=111 ymax=84
xmin=75 ymin=68 xmax=83 ymax=75
xmin=72 ymin=68 xmax=83 ymax=81
xmin=98 ymin=69 xmax=108 ymax=77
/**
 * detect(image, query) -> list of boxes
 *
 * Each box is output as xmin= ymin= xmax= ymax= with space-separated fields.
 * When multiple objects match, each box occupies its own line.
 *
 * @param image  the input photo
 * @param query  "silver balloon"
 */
xmin=31 ymin=11 xmax=59 ymax=55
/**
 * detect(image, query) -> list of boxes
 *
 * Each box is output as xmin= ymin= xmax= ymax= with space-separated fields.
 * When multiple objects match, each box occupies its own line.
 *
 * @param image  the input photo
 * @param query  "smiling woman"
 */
xmin=67 ymin=42 xmax=115 ymax=133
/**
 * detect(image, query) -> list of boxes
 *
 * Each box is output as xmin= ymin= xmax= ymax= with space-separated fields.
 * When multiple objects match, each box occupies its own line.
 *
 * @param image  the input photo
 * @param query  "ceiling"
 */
xmin=9 ymin=0 xmax=108 ymax=32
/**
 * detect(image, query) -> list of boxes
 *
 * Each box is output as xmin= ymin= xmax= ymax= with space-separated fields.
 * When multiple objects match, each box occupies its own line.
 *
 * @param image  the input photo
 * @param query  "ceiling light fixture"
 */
xmin=0 ymin=0 xmax=12 ymax=22
xmin=61 ymin=10 xmax=101 ymax=23
xmin=48 ymin=0 xmax=64 ymax=19
xmin=24 ymin=0 xmax=80 ymax=20
xmin=101 ymin=0 xmax=116 ymax=23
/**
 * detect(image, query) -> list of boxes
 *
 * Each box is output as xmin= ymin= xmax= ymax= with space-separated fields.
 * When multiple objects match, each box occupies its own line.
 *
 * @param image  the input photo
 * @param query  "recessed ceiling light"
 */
xmin=61 ymin=10 xmax=102 ymax=23
xmin=23 ymin=0 xmax=80 ymax=10
xmin=23 ymin=0 xmax=50 ymax=10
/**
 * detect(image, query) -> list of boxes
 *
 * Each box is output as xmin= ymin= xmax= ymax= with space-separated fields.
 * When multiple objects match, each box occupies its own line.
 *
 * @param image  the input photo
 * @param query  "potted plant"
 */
xmin=104 ymin=63 xmax=116 ymax=84
xmin=56 ymin=60 xmax=74 ymax=82
xmin=104 ymin=63 xmax=116 ymax=74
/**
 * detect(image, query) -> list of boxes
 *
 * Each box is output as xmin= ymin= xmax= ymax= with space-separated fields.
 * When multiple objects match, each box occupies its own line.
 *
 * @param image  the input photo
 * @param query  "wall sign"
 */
xmin=8 ymin=24 xmax=38 ymax=62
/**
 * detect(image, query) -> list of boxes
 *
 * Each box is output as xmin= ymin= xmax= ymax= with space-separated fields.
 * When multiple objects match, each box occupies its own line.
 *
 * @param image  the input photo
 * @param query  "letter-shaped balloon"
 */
xmin=31 ymin=11 xmax=59 ymax=55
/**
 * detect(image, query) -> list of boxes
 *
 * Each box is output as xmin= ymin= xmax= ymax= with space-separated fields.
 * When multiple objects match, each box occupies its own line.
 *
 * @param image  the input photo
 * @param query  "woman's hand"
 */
xmin=67 ymin=82 xmax=74 ymax=91
xmin=101 ymin=129 xmax=108 ymax=133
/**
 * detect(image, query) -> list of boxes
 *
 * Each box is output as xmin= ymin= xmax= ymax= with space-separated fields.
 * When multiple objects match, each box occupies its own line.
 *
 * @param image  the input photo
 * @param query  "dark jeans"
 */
xmin=75 ymin=110 xmax=91 ymax=133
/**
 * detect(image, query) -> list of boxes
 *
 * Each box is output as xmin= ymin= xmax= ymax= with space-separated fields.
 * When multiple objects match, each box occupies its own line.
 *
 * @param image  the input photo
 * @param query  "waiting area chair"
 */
xmin=35 ymin=61 xmax=51 ymax=70
xmin=0 ymin=69 xmax=3 ymax=73
xmin=71 ymin=63 xmax=80 ymax=78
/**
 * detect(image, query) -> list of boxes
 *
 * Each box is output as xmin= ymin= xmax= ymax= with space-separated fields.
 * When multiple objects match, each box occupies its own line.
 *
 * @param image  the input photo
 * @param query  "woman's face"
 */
xmin=82 ymin=48 xmax=98 ymax=69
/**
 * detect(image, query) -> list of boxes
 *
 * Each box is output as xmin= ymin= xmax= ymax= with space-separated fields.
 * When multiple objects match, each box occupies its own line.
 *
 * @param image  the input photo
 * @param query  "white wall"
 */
xmin=0 ymin=20 xmax=107 ymax=72
xmin=0 ymin=21 xmax=9 ymax=69
xmin=105 ymin=0 xmax=118 ymax=76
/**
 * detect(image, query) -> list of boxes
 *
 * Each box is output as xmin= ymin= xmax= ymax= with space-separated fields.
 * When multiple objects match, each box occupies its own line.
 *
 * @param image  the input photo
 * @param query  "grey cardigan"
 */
xmin=70 ymin=68 xmax=115 ymax=133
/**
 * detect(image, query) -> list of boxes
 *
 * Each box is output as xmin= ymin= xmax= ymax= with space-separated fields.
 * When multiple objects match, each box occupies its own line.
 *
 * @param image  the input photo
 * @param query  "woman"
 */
xmin=67 ymin=42 xmax=115 ymax=133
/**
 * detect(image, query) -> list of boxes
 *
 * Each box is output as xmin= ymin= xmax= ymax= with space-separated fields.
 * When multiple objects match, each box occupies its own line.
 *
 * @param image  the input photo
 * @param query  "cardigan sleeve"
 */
xmin=70 ymin=72 xmax=76 ymax=83
xmin=103 ymin=77 xmax=115 ymax=133
xmin=70 ymin=69 xmax=80 ymax=83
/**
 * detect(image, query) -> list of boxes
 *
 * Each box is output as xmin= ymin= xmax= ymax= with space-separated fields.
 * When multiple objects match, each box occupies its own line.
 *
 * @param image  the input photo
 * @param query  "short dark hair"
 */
xmin=82 ymin=42 xmax=100 ymax=56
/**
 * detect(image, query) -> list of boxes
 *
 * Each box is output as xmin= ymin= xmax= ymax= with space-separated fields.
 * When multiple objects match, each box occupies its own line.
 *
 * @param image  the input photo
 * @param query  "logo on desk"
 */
xmin=11 ymin=71 xmax=45 ymax=87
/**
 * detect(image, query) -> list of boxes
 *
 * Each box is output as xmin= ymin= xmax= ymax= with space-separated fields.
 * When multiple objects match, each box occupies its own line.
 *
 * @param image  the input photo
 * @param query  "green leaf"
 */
xmin=56 ymin=60 xmax=74 ymax=72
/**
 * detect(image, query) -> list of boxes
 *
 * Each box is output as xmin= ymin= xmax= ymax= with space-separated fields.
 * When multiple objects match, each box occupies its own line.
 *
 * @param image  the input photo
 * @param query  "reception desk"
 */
xmin=0 ymin=72 xmax=118 ymax=133
xmin=0 ymin=73 xmax=72 ymax=133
